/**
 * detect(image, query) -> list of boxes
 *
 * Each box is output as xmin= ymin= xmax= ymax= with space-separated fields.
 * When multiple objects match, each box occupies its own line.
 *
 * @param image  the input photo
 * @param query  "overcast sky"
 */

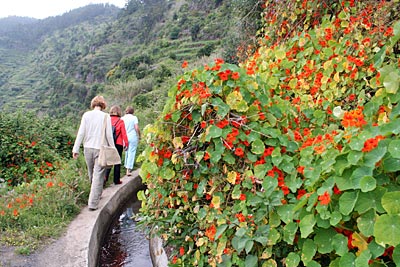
xmin=0 ymin=0 xmax=127 ymax=19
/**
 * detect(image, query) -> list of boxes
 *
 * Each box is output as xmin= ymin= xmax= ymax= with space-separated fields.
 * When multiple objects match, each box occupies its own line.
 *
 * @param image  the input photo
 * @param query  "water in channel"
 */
xmin=99 ymin=196 xmax=152 ymax=267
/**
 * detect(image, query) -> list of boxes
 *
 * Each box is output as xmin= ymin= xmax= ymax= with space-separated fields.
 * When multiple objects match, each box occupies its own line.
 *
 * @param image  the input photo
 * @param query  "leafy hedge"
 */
xmin=0 ymin=112 xmax=74 ymax=187
xmin=138 ymin=1 xmax=400 ymax=266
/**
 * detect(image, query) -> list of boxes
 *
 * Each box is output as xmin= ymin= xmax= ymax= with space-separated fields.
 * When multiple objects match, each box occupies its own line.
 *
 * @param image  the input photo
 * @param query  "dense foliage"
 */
xmin=138 ymin=0 xmax=400 ymax=266
xmin=0 ymin=112 xmax=74 ymax=186
xmin=0 ymin=112 xmax=89 ymax=252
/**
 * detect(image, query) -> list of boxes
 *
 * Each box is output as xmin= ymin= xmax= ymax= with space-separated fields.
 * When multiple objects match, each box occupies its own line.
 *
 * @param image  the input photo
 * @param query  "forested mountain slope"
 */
xmin=0 ymin=0 xmax=260 ymax=125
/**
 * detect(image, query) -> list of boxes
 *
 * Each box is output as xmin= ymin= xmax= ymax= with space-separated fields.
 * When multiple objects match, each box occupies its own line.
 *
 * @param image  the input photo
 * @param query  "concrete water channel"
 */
xmin=99 ymin=188 xmax=152 ymax=266
xmin=32 ymin=170 xmax=149 ymax=266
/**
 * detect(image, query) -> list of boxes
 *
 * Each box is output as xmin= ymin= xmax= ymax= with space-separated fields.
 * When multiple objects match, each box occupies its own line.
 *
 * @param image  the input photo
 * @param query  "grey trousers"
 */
xmin=84 ymin=147 xmax=105 ymax=209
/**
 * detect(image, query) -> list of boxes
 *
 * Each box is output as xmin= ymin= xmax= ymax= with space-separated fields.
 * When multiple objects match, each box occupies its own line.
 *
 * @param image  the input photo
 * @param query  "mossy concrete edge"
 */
xmin=88 ymin=170 xmax=144 ymax=267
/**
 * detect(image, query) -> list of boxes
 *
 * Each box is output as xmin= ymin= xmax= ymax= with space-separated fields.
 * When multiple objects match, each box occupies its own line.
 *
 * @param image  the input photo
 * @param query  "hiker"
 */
xmin=72 ymin=95 xmax=113 ymax=211
xmin=121 ymin=106 xmax=141 ymax=176
xmin=104 ymin=105 xmax=128 ymax=186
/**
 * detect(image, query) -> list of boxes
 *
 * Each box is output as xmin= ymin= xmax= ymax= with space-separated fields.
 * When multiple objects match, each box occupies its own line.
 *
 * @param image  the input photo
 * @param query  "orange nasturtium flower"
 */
xmin=341 ymin=107 xmax=367 ymax=128
xmin=362 ymin=135 xmax=385 ymax=152
xmin=205 ymin=224 xmax=216 ymax=241
xmin=181 ymin=61 xmax=188 ymax=68
xmin=318 ymin=191 xmax=331 ymax=205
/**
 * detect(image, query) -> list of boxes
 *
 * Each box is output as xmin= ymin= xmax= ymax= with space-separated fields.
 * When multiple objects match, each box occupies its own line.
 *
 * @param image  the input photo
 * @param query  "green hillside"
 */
xmin=0 ymin=0 xmax=260 ymax=128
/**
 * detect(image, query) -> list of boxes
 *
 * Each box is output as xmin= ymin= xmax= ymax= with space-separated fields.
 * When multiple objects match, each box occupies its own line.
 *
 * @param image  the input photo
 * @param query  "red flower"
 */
xmin=318 ymin=191 xmax=331 ymax=205
xmin=179 ymin=246 xmax=185 ymax=256
xmin=204 ymin=152 xmax=210 ymax=161
xmin=263 ymin=147 xmax=274 ymax=157
xmin=234 ymin=147 xmax=244 ymax=157
xmin=362 ymin=135 xmax=384 ymax=152
xmin=297 ymin=166 xmax=305 ymax=174
xmin=164 ymin=113 xmax=172 ymax=121
xmin=215 ymin=58 xmax=224 ymax=65
xmin=239 ymin=194 xmax=246 ymax=201
xmin=231 ymin=72 xmax=240 ymax=80
xmin=235 ymin=213 xmax=246 ymax=222
xmin=218 ymin=71 xmax=229 ymax=81
xmin=333 ymin=185 xmax=342 ymax=195
xmin=46 ymin=181 xmax=54 ymax=188
xmin=164 ymin=150 xmax=172 ymax=159
xmin=205 ymin=224 xmax=216 ymax=241
xmin=297 ymin=189 xmax=307 ymax=200
xmin=181 ymin=61 xmax=188 ymax=68
xmin=216 ymin=119 xmax=229 ymax=129
xmin=200 ymin=121 xmax=207 ymax=129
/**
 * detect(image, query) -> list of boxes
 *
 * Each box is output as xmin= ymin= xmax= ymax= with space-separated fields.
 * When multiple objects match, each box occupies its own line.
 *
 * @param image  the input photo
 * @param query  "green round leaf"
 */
xmin=286 ymin=252 xmax=300 ymax=267
xmin=277 ymin=204 xmax=296 ymax=224
xmin=368 ymin=240 xmax=385 ymax=259
xmin=339 ymin=191 xmax=359 ymax=216
xmin=329 ymin=210 xmax=342 ymax=226
xmin=207 ymin=125 xmax=222 ymax=140
xmin=383 ymin=157 xmax=400 ymax=172
xmin=357 ymin=209 xmax=375 ymax=237
xmin=359 ymin=176 xmax=376 ymax=192
xmin=354 ymin=250 xmax=371 ymax=267
xmin=332 ymin=234 xmax=348 ymax=256
xmin=339 ymin=252 xmax=356 ymax=267
xmin=283 ymin=222 xmax=298 ymax=244
xmin=245 ymin=254 xmax=258 ymax=267
xmin=374 ymin=214 xmax=400 ymax=246
xmin=211 ymin=97 xmax=230 ymax=117
xmin=393 ymin=245 xmax=400 ymax=267
xmin=355 ymin=187 xmax=387 ymax=214
xmin=301 ymin=239 xmax=317 ymax=264
xmin=363 ymin=145 xmax=387 ymax=167
xmin=381 ymin=191 xmax=400 ymax=215
xmin=347 ymin=150 xmax=363 ymax=165
xmin=251 ymin=139 xmax=265 ymax=155
xmin=159 ymin=167 xmax=175 ymax=180
xmin=314 ymin=228 xmax=336 ymax=254
xmin=299 ymin=214 xmax=316 ymax=238
xmin=383 ymin=71 xmax=399 ymax=94
xmin=388 ymin=140 xmax=400 ymax=158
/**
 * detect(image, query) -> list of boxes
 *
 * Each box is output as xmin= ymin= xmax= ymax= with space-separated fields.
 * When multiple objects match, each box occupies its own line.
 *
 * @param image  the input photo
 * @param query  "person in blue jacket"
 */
xmin=121 ymin=106 xmax=141 ymax=176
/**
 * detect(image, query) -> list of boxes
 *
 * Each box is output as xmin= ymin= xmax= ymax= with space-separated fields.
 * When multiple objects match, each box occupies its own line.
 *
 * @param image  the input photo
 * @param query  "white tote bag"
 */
xmin=98 ymin=114 xmax=121 ymax=168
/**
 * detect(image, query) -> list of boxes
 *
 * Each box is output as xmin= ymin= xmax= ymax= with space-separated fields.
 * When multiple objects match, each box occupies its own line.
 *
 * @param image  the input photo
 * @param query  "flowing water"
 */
xmin=99 ymin=197 xmax=152 ymax=267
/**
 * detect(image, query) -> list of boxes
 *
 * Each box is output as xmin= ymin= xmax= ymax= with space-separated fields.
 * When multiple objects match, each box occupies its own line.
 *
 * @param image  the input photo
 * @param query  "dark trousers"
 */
xmin=105 ymin=144 xmax=123 ymax=184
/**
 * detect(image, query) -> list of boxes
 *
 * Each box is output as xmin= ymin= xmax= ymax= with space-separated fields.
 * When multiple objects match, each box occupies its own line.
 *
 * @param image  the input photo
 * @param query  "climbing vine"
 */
xmin=138 ymin=1 xmax=400 ymax=266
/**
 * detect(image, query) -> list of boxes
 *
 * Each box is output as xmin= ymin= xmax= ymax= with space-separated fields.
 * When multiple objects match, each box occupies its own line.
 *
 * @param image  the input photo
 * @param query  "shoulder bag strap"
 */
xmin=101 ymin=114 xmax=108 ymax=146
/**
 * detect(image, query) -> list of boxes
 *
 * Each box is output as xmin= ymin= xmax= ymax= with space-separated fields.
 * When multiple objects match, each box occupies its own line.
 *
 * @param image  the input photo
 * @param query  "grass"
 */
xmin=0 ymin=157 xmax=91 ymax=254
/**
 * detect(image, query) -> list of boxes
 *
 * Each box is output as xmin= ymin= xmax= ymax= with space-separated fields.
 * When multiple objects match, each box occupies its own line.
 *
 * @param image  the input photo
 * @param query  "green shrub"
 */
xmin=0 ymin=112 xmax=74 ymax=186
